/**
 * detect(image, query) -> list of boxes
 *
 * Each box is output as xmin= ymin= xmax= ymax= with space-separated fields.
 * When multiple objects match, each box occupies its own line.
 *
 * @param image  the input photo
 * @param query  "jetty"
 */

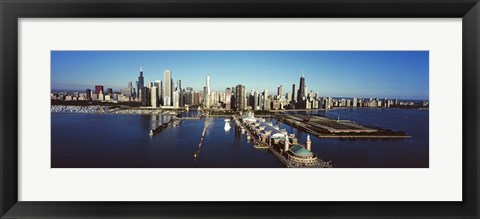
xmin=149 ymin=121 xmax=171 ymax=136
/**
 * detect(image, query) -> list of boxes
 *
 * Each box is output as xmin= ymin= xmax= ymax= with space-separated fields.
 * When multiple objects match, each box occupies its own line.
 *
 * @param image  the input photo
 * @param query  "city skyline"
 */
xmin=51 ymin=51 xmax=429 ymax=100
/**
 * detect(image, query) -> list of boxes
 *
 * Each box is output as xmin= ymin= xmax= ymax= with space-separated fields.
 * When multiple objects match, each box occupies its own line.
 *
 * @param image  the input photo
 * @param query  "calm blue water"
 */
xmin=51 ymin=108 xmax=428 ymax=168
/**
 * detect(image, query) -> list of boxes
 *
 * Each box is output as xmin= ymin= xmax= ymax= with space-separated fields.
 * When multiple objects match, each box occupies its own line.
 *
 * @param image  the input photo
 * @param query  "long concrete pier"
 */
xmin=275 ymin=114 xmax=411 ymax=139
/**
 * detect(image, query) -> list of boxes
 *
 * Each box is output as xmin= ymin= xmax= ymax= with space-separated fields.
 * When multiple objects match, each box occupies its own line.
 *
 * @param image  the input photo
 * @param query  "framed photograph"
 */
xmin=1 ymin=0 xmax=479 ymax=218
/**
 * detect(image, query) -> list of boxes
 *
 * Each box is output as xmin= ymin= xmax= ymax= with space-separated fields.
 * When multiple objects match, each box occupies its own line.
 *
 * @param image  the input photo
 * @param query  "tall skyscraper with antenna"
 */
xmin=297 ymin=75 xmax=306 ymax=102
xmin=205 ymin=74 xmax=211 ymax=108
xmin=163 ymin=69 xmax=172 ymax=106
xmin=137 ymin=66 xmax=144 ymax=99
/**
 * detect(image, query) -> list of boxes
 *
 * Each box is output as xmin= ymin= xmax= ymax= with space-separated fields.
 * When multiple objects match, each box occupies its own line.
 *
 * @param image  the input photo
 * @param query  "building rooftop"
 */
xmin=258 ymin=121 xmax=284 ymax=138
xmin=289 ymin=145 xmax=313 ymax=158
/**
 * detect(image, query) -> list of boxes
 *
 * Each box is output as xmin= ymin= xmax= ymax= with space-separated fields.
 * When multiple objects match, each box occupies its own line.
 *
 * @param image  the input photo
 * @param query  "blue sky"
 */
xmin=51 ymin=51 xmax=429 ymax=100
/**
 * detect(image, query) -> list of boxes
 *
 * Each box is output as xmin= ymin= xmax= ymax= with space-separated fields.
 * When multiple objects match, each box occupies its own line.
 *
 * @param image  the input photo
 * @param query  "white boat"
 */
xmin=224 ymin=119 xmax=231 ymax=131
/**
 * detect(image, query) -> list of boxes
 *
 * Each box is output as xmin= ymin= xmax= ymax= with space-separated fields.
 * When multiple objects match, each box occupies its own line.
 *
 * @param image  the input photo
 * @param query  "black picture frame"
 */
xmin=1 ymin=0 xmax=479 ymax=218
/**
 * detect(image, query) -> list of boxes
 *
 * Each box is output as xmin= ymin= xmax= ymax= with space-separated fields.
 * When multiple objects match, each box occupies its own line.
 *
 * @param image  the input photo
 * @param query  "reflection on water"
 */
xmin=51 ymin=108 xmax=428 ymax=168
xmin=150 ymin=114 xmax=174 ymax=130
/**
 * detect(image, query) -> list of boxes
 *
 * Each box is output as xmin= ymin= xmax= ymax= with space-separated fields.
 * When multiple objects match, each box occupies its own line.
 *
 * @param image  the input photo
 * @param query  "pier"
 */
xmin=275 ymin=114 xmax=411 ymax=139
xmin=235 ymin=114 xmax=333 ymax=168
xmin=194 ymin=119 xmax=210 ymax=159
xmin=149 ymin=121 xmax=171 ymax=136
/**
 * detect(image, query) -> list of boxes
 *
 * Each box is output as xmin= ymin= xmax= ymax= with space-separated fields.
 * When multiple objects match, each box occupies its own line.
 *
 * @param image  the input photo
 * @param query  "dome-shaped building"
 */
xmin=287 ymin=144 xmax=318 ymax=166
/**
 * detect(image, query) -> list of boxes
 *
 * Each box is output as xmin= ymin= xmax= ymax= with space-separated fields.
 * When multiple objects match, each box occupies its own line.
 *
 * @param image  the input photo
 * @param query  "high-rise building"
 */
xmin=297 ymin=75 xmax=305 ymax=102
xmin=134 ymin=81 xmax=138 ymax=97
xmin=248 ymin=90 xmax=255 ymax=109
xmin=86 ymin=89 xmax=91 ymax=100
xmin=137 ymin=67 xmax=144 ymax=98
xmin=173 ymin=89 xmax=179 ymax=108
xmin=291 ymin=84 xmax=296 ymax=105
xmin=120 ymin=81 xmax=133 ymax=97
xmin=154 ymin=80 xmax=161 ymax=104
xmin=151 ymin=86 xmax=158 ymax=107
xmin=353 ymin=97 xmax=358 ymax=107
xmin=263 ymin=90 xmax=269 ymax=110
xmin=142 ymin=87 xmax=149 ymax=106
xmin=277 ymin=85 xmax=283 ymax=97
xmin=194 ymin=91 xmax=200 ymax=106
xmin=177 ymin=79 xmax=183 ymax=107
xmin=205 ymin=74 xmax=211 ymax=108
xmin=163 ymin=69 xmax=172 ymax=106
xmin=95 ymin=85 xmax=104 ymax=95
xmin=225 ymin=88 xmax=232 ymax=110
xmin=254 ymin=91 xmax=259 ymax=110
xmin=107 ymin=88 xmax=113 ymax=95
xmin=235 ymin=84 xmax=245 ymax=111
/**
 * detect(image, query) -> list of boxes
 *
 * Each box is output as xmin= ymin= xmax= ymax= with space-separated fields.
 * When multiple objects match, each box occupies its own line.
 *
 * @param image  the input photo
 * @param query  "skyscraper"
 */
xmin=151 ymin=86 xmax=158 ymax=107
xmin=155 ymin=80 xmax=161 ymax=104
xmin=254 ymin=91 xmax=258 ymax=110
xmin=263 ymin=90 xmax=269 ymax=110
xmin=137 ymin=67 xmax=144 ymax=98
xmin=142 ymin=87 xmax=149 ymax=106
xmin=205 ymin=74 xmax=211 ymax=108
xmin=225 ymin=88 xmax=232 ymax=110
xmin=120 ymin=82 xmax=133 ymax=97
xmin=277 ymin=85 xmax=283 ymax=97
xmin=95 ymin=85 xmax=104 ymax=95
xmin=86 ymin=89 xmax=91 ymax=100
xmin=291 ymin=84 xmax=296 ymax=105
xmin=263 ymin=90 xmax=270 ymax=110
xmin=163 ymin=69 xmax=172 ymax=106
xmin=235 ymin=84 xmax=245 ymax=111
xmin=173 ymin=89 xmax=179 ymax=108
xmin=177 ymin=79 xmax=183 ymax=107
xmin=297 ymin=75 xmax=305 ymax=102
xmin=248 ymin=89 xmax=255 ymax=109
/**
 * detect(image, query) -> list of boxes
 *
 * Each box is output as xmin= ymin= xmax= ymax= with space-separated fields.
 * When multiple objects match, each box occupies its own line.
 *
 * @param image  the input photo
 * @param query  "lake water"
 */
xmin=51 ymin=108 xmax=428 ymax=168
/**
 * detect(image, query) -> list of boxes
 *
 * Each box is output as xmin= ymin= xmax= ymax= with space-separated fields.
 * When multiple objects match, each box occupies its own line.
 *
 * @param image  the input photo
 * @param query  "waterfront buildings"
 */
xmin=52 ymin=70 xmax=428 ymax=111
